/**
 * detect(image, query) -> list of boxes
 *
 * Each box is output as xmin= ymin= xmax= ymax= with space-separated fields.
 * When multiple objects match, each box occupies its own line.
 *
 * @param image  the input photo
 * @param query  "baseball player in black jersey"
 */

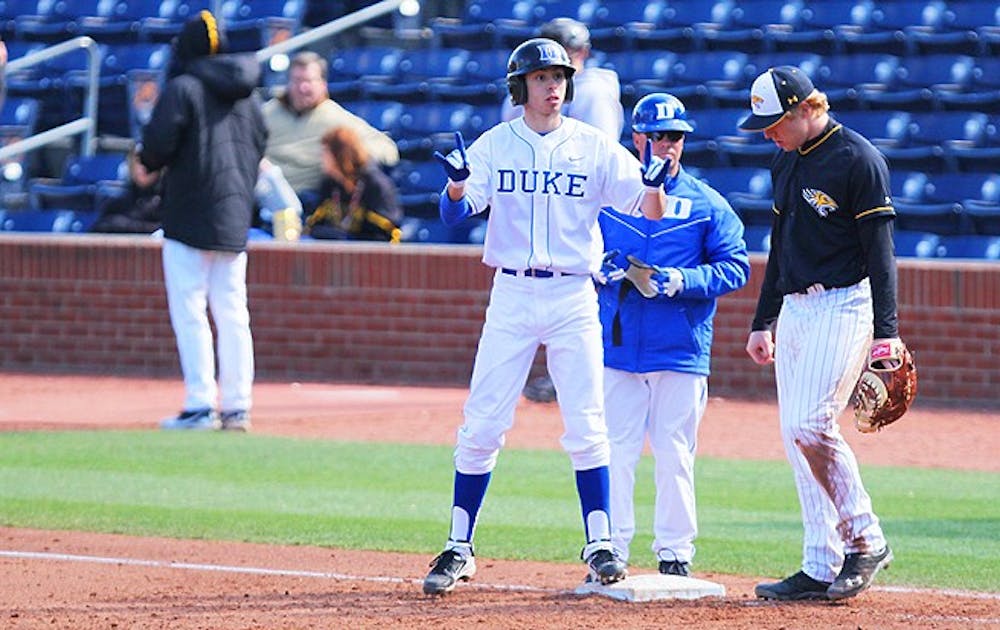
xmin=740 ymin=66 xmax=897 ymax=601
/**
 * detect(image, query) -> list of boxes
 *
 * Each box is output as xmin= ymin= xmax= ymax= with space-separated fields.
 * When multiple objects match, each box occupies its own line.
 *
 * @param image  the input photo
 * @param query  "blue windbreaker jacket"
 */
xmin=598 ymin=168 xmax=751 ymax=375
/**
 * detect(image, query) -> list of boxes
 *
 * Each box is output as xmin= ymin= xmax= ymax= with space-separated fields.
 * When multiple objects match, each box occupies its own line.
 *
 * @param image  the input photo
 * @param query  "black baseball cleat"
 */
xmin=658 ymin=560 xmax=690 ymax=576
xmin=423 ymin=549 xmax=476 ymax=595
xmin=755 ymin=571 xmax=832 ymax=601
xmin=827 ymin=546 xmax=893 ymax=600
xmin=584 ymin=549 xmax=628 ymax=585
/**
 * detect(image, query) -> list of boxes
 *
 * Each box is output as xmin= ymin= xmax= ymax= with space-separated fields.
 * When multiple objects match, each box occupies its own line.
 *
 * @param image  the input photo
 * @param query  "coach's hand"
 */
xmin=640 ymin=139 xmax=673 ymax=191
xmin=650 ymin=266 xmax=683 ymax=297
xmin=594 ymin=249 xmax=625 ymax=285
xmin=746 ymin=330 xmax=775 ymax=365
xmin=433 ymin=131 xmax=470 ymax=184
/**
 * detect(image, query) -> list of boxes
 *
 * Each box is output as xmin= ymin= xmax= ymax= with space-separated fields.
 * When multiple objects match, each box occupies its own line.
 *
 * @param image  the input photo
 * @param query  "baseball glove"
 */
xmin=850 ymin=339 xmax=917 ymax=433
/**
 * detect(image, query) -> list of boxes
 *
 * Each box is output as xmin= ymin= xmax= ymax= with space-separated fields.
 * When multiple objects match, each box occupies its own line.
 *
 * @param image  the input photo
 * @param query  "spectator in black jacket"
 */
xmin=306 ymin=126 xmax=402 ymax=242
xmin=138 ymin=11 xmax=267 ymax=433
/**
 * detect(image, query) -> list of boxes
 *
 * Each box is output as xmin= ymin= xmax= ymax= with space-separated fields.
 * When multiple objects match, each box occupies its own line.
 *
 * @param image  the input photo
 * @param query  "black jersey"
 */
xmin=751 ymin=119 xmax=899 ymax=338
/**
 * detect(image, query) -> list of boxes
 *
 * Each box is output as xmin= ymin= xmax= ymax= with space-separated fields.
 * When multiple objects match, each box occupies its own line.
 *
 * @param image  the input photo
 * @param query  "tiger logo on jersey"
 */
xmin=802 ymin=187 xmax=838 ymax=217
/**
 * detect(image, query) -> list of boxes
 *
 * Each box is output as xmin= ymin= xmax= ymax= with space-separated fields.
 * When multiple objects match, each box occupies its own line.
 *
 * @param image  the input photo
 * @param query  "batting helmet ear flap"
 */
xmin=564 ymin=75 xmax=574 ymax=103
xmin=508 ymin=75 xmax=527 ymax=106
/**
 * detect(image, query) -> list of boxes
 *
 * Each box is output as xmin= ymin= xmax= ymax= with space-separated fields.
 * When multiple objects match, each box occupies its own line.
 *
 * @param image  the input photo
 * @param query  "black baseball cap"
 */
xmin=738 ymin=66 xmax=815 ymax=132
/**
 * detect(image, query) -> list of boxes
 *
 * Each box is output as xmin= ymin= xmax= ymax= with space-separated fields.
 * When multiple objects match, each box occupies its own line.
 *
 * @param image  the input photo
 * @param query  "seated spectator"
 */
xmin=90 ymin=147 xmax=163 ymax=234
xmin=305 ymin=126 xmax=402 ymax=242
xmin=263 ymin=51 xmax=399 ymax=203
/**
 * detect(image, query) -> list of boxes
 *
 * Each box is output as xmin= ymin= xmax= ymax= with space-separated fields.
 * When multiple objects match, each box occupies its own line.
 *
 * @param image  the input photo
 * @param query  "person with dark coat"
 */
xmin=306 ymin=126 xmax=402 ymax=242
xmin=138 ymin=10 xmax=267 ymax=433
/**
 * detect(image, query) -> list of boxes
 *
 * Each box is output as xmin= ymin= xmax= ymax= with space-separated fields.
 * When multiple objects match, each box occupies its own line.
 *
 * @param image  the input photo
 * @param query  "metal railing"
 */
xmin=0 ymin=36 xmax=101 ymax=161
xmin=0 ymin=0 xmax=406 ymax=164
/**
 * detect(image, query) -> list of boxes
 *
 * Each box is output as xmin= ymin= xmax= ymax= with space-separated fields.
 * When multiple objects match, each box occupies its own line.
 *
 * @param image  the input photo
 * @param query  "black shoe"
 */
xmin=828 ymin=546 xmax=893 ymax=600
xmin=755 ymin=571 xmax=832 ymax=601
xmin=584 ymin=548 xmax=627 ymax=585
xmin=522 ymin=375 xmax=557 ymax=403
xmin=659 ymin=560 xmax=690 ymax=576
xmin=423 ymin=549 xmax=476 ymax=595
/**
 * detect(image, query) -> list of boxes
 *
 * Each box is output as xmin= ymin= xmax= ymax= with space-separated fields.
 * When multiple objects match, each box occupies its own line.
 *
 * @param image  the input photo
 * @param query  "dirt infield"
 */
xmin=1 ymin=374 xmax=998 ymax=629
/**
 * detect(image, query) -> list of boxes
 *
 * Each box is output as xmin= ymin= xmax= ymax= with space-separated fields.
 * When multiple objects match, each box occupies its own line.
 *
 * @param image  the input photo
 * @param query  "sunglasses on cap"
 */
xmin=646 ymin=130 xmax=685 ymax=142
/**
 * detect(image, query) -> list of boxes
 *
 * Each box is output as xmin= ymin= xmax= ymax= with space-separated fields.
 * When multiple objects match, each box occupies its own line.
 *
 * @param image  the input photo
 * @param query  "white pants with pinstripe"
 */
xmin=162 ymin=238 xmax=254 ymax=414
xmin=775 ymin=278 xmax=886 ymax=583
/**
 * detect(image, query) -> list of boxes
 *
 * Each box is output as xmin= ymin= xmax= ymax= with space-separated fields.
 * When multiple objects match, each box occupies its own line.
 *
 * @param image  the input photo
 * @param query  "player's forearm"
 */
xmin=639 ymin=188 xmax=665 ymax=220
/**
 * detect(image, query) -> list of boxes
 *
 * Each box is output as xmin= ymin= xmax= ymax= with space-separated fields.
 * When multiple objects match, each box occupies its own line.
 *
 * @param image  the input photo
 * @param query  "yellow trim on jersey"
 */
xmin=772 ymin=204 xmax=779 ymax=215
xmin=856 ymin=206 xmax=894 ymax=219
xmin=798 ymin=124 xmax=842 ymax=156
xmin=201 ymin=10 xmax=219 ymax=55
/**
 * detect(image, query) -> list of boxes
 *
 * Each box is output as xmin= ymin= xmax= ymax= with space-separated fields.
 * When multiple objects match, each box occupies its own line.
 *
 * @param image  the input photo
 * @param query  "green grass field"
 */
xmin=1 ymin=431 xmax=997 ymax=592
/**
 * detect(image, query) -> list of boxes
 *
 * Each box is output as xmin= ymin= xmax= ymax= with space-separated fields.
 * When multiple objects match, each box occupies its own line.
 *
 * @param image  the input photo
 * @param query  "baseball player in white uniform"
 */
xmin=422 ymin=37 xmax=669 ymax=596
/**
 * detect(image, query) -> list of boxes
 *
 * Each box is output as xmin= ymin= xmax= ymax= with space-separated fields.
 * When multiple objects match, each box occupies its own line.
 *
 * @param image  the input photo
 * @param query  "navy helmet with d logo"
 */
xmin=506 ymin=38 xmax=575 ymax=106
xmin=631 ymin=93 xmax=694 ymax=133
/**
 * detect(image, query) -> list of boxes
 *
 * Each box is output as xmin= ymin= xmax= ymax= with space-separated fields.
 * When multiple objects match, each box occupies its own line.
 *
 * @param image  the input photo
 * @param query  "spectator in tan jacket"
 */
xmin=263 ymin=51 xmax=399 ymax=206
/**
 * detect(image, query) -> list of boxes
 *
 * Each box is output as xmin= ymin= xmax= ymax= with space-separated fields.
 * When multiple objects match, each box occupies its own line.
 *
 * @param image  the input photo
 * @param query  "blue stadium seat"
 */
xmin=835 ymin=0 xmax=923 ymax=56
xmin=696 ymin=0 xmax=789 ymax=53
xmin=27 ymin=153 xmax=128 ymax=213
xmin=582 ymin=0 xmax=660 ymax=52
xmin=668 ymin=51 xmax=752 ymax=109
xmin=430 ymin=48 xmax=508 ymax=104
xmin=219 ymin=0 xmax=304 ymax=53
xmin=75 ymin=0 xmax=157 ymax=43
xmin=893 ymin=230 xmax=943 ymax=258
xmin=430 ymin=0 xmax=536 ymax=49
xmin=742 ymin=224 xmax=772 ymax=253
xmin=939 ymin=234 xmax=1000 ymax=259
xmin=959 ymin=174 xmax=1000 ymax=235
xmin=631 ymin=0 xmax=725 ymax=53
xmin=763 ymin=0 xmax=856 ymax=55
xmin=859 ymin=54 xmax=976 ymax=112
xmin=700 ymin=166 xmax=773 ymax=226
xmin=0 ymin=96 xmax=40 ymax=132
xmin=340 ymin=100 xmax=404 ymax=138
xmin=395 ymin=103 xmax=474 ymax=159
xmin=601 ymin=51 xmax=676 ymax=102
xmin=936 ymin=56 xmax=1000 ymax=112
xmin=0 ymin=209 xmax=92 ymax=232
xmin=681 ymin=108 xmax=747 ymax=168
xmin=904 ymin=0 xmax=981 ymax=56
xmin=368 ymin=47 xmax=470 ymax=103
xmin=814 ymin=53 xmax=902 ymax=110
xmin=138 ymin=0 xmax=212 ymax=42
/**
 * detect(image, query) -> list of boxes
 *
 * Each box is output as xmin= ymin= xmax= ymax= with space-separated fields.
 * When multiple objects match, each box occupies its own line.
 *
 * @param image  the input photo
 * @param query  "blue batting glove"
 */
xmin=594 ymin=249 xmax=625 ymax=285
xmin=640 ymin=139 xmax=675 ymax=190
xmin=433 ymin=131 xmax=470 ymax=183
xmin=650 ymin=266 xmax=683 ymax=297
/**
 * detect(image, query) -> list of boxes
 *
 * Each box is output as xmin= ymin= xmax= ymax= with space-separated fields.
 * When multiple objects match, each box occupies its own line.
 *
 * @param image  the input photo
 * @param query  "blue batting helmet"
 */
xmin=631 ymin=93 xmax=694 ymax=133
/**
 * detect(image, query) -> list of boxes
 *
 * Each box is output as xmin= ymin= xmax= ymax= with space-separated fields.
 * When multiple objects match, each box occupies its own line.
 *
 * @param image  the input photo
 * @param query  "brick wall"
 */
xmin=1 ymin=234 xmax=997 ymax=406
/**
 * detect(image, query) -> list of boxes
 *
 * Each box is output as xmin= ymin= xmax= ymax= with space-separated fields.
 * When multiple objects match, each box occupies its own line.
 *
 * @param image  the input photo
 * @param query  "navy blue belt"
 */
xmin=501 ymin=268 xmax=578 ymax=278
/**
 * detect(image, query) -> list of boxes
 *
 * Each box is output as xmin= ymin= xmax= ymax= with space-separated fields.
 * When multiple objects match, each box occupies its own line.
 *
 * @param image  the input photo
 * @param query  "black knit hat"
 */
xmin=174 ymin=10 xmax=226 ymax=61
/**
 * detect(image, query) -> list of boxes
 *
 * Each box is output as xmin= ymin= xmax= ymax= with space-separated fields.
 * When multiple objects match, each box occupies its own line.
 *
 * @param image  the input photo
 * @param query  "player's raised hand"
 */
xmin=639 ymin=138 xmax=677 ymax=191
xmin=594 ymin=249 xmax=625 ymax=285
xmin=433 ymin=131 xmax=470 ymax=183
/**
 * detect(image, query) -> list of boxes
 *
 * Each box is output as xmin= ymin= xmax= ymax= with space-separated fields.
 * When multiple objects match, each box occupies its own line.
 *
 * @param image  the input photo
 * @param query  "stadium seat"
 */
xmin=430 ymin=0 xmax=536 ymax=49
xmin=700 ymin=166 xmax=773 ymax=226
xmin=835 ymin=0 xmax=921 ymax=56
xmin=696 ymin=0 xmax=789 ymax=53
xmin=631 ymin=0 xmax=725 ymax=53
xmin=741 ymin=224 xmax=772 ymax=253
xmin=0 ymin=208 xmax=92 ymax=232
xmin=893 ymin=230 xmax=943 ymax=258
xmin=138 ymin=0 xmax=213 ymax=42
xmin=601 ymin=51 xmax=676 ymax=103
xmin=679 ymin=108 xmax=747 ymax=168
xmin=430 ymin=48 xmax=508 ymax=104
xmin=27 ymin=153 xmax=128 ymax=214
xmin=395 ymin=103 xmax=474 ymax=159
xmin=582 ymin=0 xmax=660 ymax=52
xmin=340 ymin=100 xmax=404 ymax=138
xmin=814 ymin=53 xmax=902 ymax=110
xmin=75 ymin=0 xmax=157 ymax=43
xmin=938 ymin=234 xmax=1000 ymax=260
xmin=859 ymin=54 xmax=976 ymax=112
xmin=763 ymin=0 xmax=857 ymax=55
xmin=219 ymin=0 xmax=304 ymax=53
xmin=905 ymin=0 xmax=982 ymax=56
xmin=392 ymin=159 xmax=445 ymax=219
xmin=368 ymin=47 xmax=470 ymax=103
xmin=0 ymin=96 xmax=40 ymax=132
xmin=667 ymin=51 xmax=752 ymax=109
xmin=960 ymin=174 xmax=1000 ymax=235
xmin=936 ymin=56 xmax=1000 ymax=113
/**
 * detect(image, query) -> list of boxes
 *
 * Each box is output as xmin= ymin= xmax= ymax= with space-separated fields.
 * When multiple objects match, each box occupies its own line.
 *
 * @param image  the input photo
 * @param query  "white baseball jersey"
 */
xmin=460 ymin=117 xmax=647 ymax=274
